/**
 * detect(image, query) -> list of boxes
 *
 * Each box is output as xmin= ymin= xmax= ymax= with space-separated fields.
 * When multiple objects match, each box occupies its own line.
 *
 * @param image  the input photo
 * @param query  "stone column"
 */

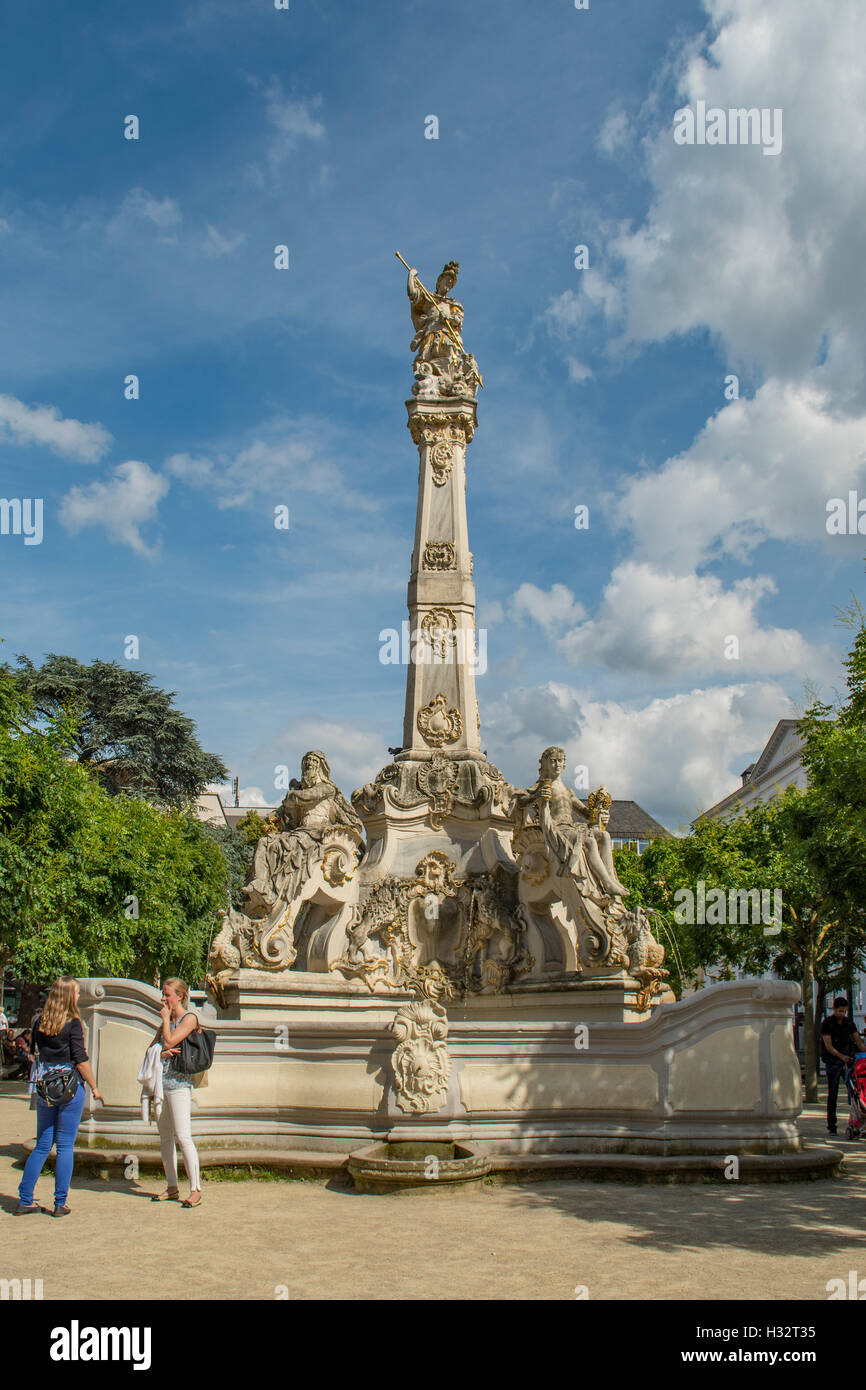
xmin=402 ymin=394 xmax=482 ymax=759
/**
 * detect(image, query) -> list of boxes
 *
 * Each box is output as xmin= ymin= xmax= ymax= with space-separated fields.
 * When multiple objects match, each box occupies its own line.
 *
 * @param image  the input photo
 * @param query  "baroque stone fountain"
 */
xmin=208 ymin=257 xmax=670 ymax=1028
xmin=74 ymin=259 xmax=824 ymax=1185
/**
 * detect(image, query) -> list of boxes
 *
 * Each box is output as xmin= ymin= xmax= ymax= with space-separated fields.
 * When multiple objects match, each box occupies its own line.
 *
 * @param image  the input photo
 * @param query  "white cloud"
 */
xmin=207 ymin=783 xmax=272 ymax=808
xmin=265 ymin=86 xmax=325 ymax=148
xmin=165 ymin=451 xmax=214 ymax=483
xmin=484 ymin=678 xmax=794 ymax=828
xmin=60 ymin=460 xmax=169 ymax=557
xmin=244 ymin=80 xmax=326 ymax=186
xmin=110 ymin=188 xmax=182 ymax=239
xmin=510 ymin=582 xmax=586 ymax=635
xmin=597 ymin=108 xmax=630 ymax=158
xmin=165 ymin=417 xmax=375 ymax=514
xmin=545 ymin=270 xmax=622 ymax=336
xmin=567 ymin=357 xmax=593 ymax=383
xmin=0 ymin=393 xmax=112 ymax=463
xmin=202 ymin=225 xmax=246 ymax=259
xmin=572 ymin=0 xmax=866 ymax=407
xmin=558 ymin=562 xmax=821 ymax=677
xmin=478 ymin=599 xmax=505 ymax=628
xmin=615 ymin=380 xmax=866 ymax=571
xmin=534 ymin=0 xmax=866 ymax=687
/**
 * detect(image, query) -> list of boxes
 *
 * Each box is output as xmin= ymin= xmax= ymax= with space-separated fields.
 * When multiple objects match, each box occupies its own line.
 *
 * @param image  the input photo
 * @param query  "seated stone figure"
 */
xmin=510 ymin=748 xmax=628 ymax=909
xmin=510 ymin=747 xmax=635 ymax=975
xmin=245 ymin=750 xmax=363 ymax=916
xmin=208 ymin=751 xmax=363 ymax=981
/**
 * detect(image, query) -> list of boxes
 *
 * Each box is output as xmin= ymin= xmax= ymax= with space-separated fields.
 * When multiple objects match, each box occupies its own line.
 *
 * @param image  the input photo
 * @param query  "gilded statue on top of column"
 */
xmin=396 ymin=252 xmax=483 ymax=399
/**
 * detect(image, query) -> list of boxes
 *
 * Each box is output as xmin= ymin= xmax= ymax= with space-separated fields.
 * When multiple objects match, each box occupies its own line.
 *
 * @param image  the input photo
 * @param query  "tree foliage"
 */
xmin=200 ymin=822 xmax=256 ymax=909
xmin=616 ymin=617 xmax=866 ymax=1102
xmin=797 ymin=599 xmax=866 ymax=947
xmin=0 ymin=668 xmax=228 ymax=987
xmin=4 ymin=653 xmax=228 ymax=806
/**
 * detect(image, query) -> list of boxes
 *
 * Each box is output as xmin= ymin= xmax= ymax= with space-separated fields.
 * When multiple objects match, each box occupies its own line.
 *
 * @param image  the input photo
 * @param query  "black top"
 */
xmin=820 ymin=1015 xmax=858 ymax=1063
xmin=31 ymin=1016 xmax=88 ymax=1067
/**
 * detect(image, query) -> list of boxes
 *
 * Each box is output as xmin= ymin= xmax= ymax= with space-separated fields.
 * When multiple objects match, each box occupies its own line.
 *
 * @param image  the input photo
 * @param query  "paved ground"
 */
xmin=2 ymin=1080 xmax=863 ymax=1301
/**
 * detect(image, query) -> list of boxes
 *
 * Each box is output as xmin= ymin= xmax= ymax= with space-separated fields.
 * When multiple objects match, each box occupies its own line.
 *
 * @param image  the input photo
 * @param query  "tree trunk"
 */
xmin=802 ymin=959 xmax=819 ymax=1102
xmin=17 ymin=980 xmax=44 ymax=1029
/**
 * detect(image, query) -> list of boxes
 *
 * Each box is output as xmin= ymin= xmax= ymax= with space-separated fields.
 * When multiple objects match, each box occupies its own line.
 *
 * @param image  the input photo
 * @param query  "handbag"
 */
xmin=175 ymin=1015 xmax=216 ymax=1075
xmin=33 ymin=1022 xmax=81 ymax=1106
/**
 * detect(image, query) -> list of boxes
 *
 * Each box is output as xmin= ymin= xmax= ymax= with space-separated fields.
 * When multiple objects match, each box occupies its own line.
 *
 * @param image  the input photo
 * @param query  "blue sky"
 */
xmin=2 ymin=0 xmax=865 ymax=829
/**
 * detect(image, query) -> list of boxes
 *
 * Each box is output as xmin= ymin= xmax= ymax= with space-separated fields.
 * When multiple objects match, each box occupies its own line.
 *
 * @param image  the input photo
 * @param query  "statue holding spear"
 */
xmin=396 ymin=251 xmax=483 ymax=395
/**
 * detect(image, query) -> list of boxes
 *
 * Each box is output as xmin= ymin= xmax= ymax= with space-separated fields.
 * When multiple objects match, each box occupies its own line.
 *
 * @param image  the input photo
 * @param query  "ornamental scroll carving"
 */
xmin=408 ymin=413 xmax=474 ymax=486
xmin=391 ymin=1000 xmax=451 ymax=1114
xmin=408 ymin=412 xmax=475 ymax=448
xmin=420 ymin=607 xmax=457 ymax=658
xmin=430 ymin=442 xmax=453 ymax=485
xmin=331 ymin=852 xmax=533 ymax=1002
xmin=417 ymin=693 xmax=463 ymax=747
xmin=423 ymin=541 xmax=456 ymax=570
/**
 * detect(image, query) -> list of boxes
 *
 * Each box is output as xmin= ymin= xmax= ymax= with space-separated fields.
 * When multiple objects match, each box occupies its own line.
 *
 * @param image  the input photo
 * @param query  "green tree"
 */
xmin=4 ymin=653 xmax=228 ymax=806
xmin=0 ymin=668 xmax=228 ymax=1003
xmin=618 ymin=790 xmax=856 ymax=1100
xmin=798 ymin=598 xmax=866 ymax=975
xmin=200 ymin=822 xmax=256 ymax=909
xmin=733 ymin=791 xmax=848 ymax=1100
xmin=615 ymin=817 xmax=779 ymax=997
xmin=235 ymin=808 xmax=267 ymax=848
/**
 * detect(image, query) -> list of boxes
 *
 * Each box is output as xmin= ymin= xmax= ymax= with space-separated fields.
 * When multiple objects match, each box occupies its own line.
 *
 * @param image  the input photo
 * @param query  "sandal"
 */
xmin=151 ymin=1189 xmax=181 ymax=1202
xmin=53 ymin=1204 xmax=71 ymax=1217
xmin=15 ymin=1202 xmax=43 ymax=1215
xmin=182 ymin=1194 xmax=202 ymax=1208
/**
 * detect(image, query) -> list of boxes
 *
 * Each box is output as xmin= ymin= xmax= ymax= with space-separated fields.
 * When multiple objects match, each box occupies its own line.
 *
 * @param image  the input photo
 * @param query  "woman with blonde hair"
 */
xmin=17 ymin=977 xmax=102 ymax=1216
xmin=151 ymin=977 xmax=203 ymax=1208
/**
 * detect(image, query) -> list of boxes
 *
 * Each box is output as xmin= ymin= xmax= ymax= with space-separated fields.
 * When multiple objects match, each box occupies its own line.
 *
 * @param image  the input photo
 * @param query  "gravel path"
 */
xmin=2 ymin=1082 xmax=861 ymax=1301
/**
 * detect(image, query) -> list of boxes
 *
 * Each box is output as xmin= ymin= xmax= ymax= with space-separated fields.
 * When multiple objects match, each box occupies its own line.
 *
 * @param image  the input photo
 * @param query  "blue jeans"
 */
xmin=19 ymin=1081 xmax=86 ymax=1207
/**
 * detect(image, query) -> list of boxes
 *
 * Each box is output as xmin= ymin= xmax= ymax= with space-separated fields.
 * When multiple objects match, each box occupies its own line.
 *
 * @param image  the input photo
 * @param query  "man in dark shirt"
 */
xmin=821 ymin=997 xmax=865 ymax=1135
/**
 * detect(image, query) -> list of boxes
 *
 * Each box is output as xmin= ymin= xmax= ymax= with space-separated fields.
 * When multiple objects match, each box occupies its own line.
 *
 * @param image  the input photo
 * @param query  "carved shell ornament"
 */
xmin=417 ymin=693 xmax=463 ymax=747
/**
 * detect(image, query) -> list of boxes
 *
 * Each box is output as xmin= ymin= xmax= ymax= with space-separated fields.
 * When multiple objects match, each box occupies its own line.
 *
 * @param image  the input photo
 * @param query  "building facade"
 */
xmin=696 ymin=720 xmax=807 ymax=824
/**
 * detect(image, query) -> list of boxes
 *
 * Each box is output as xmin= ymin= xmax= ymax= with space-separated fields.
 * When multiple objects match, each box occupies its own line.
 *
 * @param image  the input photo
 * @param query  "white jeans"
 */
xmin=157 ymin=1086 xmax=200 ymax=1191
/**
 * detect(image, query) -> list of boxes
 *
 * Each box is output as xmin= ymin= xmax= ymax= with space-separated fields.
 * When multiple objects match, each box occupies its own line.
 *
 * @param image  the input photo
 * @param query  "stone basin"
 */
xmin=347 ymin=1141 xmax=491 ymax=1194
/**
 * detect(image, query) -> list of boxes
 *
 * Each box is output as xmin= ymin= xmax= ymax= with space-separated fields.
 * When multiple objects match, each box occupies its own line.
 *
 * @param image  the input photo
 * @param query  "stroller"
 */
xmin=844 ymin=1053 xmax=866 ymax=1141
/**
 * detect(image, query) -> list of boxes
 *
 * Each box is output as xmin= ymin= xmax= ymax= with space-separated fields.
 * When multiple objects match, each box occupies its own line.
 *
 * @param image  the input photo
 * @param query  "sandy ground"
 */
xmin=2 ymin=1080 xmax=863 ymax=1301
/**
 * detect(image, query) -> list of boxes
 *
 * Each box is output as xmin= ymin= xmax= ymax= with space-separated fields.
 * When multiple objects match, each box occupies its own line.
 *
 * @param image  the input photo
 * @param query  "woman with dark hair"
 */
xmin=17 ymin=977 xmax=102 ymax=1216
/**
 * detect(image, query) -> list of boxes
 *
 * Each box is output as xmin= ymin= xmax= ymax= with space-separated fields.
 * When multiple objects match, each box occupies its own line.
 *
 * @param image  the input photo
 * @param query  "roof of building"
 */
xmin=607 ymin=800 xmax=673 ymax=840
xmin=194 ymin=795 xmax=276 ymax=829
xmin=695 ymin=718 xmax=805 ymax=824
